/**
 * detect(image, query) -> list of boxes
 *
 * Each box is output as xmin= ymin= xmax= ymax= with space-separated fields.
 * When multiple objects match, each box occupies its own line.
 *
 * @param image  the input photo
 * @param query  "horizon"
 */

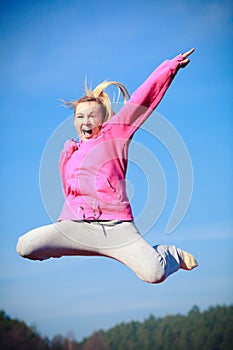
xmin=1 ymin=302 xmax=232 ymax=341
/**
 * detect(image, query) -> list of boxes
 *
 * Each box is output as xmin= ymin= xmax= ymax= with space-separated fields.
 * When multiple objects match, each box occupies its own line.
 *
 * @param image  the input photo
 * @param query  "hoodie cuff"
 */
xmin=169 ymin=53 xmax=183 ymax=74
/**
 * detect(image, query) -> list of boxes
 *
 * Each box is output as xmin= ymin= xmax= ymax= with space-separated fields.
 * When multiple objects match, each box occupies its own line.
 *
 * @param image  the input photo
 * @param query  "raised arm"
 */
xmin=108 ymin=49 xmax=194 ymax=138
xmin=130 ymin=48 xmax=194 ymax=108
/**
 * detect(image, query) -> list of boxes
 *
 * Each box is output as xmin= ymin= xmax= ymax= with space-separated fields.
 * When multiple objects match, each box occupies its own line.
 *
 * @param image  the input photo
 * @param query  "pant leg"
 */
xmin=16 ymin=220 xmax=104 ymax=260
xmin=96 ymin=221 xmax=182 ymax=284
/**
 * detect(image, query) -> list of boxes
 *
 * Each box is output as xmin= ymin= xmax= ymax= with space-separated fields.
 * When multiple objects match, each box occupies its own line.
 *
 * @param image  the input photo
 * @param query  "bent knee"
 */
xmin=16 ymin=236 xmax=29 ymax=258
xmin=138 ymin=264 xmax=166 ymax=284
xmin=16 ymin=236 xmax=36 ymax=260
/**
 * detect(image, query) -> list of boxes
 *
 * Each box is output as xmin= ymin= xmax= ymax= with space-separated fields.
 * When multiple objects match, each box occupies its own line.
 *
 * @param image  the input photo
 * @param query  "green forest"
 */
xmin=0 ymin=304 xmax=232 ymax=350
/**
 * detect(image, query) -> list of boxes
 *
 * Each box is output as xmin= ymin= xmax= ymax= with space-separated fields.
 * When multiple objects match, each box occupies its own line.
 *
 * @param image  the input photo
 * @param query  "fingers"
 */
xmin=179 ymin=58 xmax=191 ymax=69
xmin=182 ymin=48 xmax=195 ymax=59
xmin=182 ymin=58 xmax=190 ymax=65
xmin=179 ymin=48 xmax=195 ymax=68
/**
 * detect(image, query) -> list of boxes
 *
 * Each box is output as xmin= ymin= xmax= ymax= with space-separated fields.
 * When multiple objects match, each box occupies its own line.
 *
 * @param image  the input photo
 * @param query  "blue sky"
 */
xmin=1 ymin=0 xmax=232 ymax=341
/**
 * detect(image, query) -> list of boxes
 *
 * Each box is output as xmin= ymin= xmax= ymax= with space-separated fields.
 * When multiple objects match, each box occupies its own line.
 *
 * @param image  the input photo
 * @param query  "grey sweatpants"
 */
xmin=16 ymin=220 xmax=183 ymax=284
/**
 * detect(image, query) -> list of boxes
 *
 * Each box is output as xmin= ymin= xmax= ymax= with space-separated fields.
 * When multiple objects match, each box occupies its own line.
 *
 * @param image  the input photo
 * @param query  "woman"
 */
xmin=16 ymin=49 xmax=197 ymax=284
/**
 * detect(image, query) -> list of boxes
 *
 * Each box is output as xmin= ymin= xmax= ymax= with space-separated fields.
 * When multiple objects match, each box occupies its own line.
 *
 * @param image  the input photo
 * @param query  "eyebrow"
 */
xmin=75 ymin=111 xmax=97 ymax=117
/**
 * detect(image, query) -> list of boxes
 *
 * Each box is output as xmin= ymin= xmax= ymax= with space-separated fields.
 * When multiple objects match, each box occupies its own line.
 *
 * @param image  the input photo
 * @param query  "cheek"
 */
xmin=74 ymin=119 xmax=81 ymax=131
xmin=95 ymin=114 xmax=104 ymax=127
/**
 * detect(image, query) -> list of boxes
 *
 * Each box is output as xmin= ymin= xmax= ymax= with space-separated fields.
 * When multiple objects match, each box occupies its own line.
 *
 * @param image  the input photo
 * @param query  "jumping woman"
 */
xmin=16 ymin=48 xmax=198 ymax=284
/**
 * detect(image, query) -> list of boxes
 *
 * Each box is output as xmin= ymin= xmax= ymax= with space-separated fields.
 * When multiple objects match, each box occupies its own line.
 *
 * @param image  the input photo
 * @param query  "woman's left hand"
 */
xmin=179 ymin=48 xmax=195 ymax=68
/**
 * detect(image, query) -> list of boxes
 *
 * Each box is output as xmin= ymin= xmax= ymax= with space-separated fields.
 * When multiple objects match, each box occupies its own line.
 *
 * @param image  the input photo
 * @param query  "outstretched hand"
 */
xmin=179 ymin=48 xmax=195 ymax=68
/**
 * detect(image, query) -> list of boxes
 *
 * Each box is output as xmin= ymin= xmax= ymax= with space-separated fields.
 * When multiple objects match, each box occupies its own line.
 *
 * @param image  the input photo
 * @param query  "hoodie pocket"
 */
xmin=95 ymin=175 xmax=121 ymax=203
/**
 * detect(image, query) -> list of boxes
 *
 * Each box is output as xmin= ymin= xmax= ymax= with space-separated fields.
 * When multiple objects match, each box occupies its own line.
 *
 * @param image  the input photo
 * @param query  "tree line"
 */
xmin=0 ymin=304 xmax=232 ymax=350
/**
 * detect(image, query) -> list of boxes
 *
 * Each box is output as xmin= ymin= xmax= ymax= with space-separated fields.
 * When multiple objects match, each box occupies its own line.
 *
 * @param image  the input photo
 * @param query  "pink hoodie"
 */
xmin=58 ymin=54 xmax=183 ymax=221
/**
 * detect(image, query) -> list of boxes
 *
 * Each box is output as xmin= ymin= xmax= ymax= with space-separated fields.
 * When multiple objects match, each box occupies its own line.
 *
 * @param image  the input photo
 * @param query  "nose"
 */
xmin=82 ymin=115 xmax=91 ymax=125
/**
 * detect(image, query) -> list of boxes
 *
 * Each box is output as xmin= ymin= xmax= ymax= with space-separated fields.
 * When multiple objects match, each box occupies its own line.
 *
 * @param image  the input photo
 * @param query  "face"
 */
xmin=74 ymin=101 xmax=104 ymax=141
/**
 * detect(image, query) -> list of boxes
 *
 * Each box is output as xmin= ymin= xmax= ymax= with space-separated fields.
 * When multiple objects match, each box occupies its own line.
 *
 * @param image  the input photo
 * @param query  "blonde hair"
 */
xmin=65 ymin=80 xmax=130 ymax=122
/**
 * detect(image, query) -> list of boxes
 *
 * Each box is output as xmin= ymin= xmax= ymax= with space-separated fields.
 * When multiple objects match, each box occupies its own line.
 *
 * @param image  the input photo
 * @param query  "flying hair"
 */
xmin=64 ymin=80 xmax=130 ymax=122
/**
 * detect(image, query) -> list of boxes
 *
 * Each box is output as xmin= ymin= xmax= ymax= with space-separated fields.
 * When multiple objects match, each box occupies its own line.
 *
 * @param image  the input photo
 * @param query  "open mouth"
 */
xmin=82 ymin=128 xmax=93 ymax=136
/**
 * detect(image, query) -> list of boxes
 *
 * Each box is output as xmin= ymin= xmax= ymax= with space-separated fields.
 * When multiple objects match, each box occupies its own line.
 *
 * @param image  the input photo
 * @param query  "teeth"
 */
xmin=82 ymin=128 xmax=93 ymax=135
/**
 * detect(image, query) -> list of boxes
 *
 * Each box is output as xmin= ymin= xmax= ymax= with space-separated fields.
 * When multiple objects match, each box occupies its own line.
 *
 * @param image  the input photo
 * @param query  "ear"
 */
xmin=73 ymin=106 xmax=76 ymax=117
xmin=101 ymin=105 xmax=108 ymax=123
xmin=73 ymin=110 xmax=78 ymax=127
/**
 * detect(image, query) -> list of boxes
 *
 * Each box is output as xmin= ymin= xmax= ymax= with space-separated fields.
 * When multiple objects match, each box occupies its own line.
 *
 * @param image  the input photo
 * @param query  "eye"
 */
xmin=76 ymin=114 xmax=83 ymax=119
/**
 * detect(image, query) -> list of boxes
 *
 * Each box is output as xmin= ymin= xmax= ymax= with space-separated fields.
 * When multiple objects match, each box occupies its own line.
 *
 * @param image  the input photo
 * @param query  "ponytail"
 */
xmin=64 ymin=80 xmax=130 ymax=122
